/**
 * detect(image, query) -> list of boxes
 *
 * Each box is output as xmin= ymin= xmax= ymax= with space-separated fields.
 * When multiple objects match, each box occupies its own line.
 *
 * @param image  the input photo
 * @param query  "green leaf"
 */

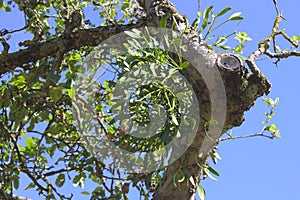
xmin=0 ymin=1 xmax=10 ymax=12
xmin=292 ymin=35 xmax=300 ymax=42
xmin=81 ymin=191 xmax=90 ymax=195
xmin=218 ymin=45 xmax=230 ymax=50
xmin=215 ymin=37 xmax=227 ymax=46
xmin=160 ymin=14 xmax=168 ymax=28
xmin=73 ymin=174 xmax=86 ymax=188
xmin=203 ymin=5 xmax=213 ymax=21
xmin=228 ymin=12 xmax=243 ymax=21
xmin=26 ymin=138 xmax=34 ymax=149
xmin=24 ymin=182 xmax=36 ymax=190
xmin=208 ymin=166 xmax=220 ymax=177
xmin=216 ymin=7 xmax=232 ymax=17
xmin=13 ymin=175 xmax=19 ymax=190
xmin=206 ymin=119 xmax=218 ymax=126
xmin=233 ymin=45 xmax=244 ymax=53
xmin=179 ymin=61 xmax=189 ymax=69
xmin=263 ymin=97 xmax=279 ymax=107
xmin=197 ymin=184 xmax=206 ymax=200
xmin=55 ymin=174 xmax=65 ymax=188
xmin=204 ymin=168 xmax=218 ymax=181
xmin=266 ymin=124 xmax=277 ymax=132
xmin=67 ymin=85 xmax=75 ymax=99
xmin=50 ymin=87 xmax=63 ymax=103
xmin=12 ymin=75 xmax=26 ymax=87
xmin=235 ymin=32 xmax=252 ymax=43
xmin=192 ymin=17 xmax=200 ymax=30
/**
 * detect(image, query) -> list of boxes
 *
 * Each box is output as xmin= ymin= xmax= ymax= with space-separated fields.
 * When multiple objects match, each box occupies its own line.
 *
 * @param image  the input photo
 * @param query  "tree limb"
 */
xmin=0 ymin=21 xmax=146 ymax=76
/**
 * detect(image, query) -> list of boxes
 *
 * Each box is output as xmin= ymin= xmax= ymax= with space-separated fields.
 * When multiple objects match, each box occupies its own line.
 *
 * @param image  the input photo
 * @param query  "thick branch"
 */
xmin=0 ymin=21 xmax=145 ymax=76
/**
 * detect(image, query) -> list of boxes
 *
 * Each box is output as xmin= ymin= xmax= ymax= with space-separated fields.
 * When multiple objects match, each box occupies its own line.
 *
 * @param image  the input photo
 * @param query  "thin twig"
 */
xmin=0 ymin=26 xmax=27 ymax=37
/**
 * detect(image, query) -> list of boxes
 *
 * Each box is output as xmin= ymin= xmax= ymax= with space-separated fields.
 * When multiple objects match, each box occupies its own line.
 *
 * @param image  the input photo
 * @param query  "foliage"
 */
xmin=0 ymin=0 xmax=299 ymax=199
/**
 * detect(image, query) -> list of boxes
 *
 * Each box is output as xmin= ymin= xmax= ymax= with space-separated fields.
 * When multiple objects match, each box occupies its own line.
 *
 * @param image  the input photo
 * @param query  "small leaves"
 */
xmin=292 ymin=35 xmax=300 ymax=42
xmin=26 ymin=138 xmax=35 ymax=149
xmin=263 ymin=97 xmax=279 ymax=107
xmin=0 ymin=1 xmax=11 ymax=12
xmin=228 ymin=12 xmax=244 ymax=21
xmin=73 ymin=173 xmax=86 ymax=188
xmin=197 ymin=184 xmax=206 ymax=200
xmin=207 ymin=166 xmax=220 ymax=177
xmin=216 ymin=7 xmax=232 ymax=17
xmin=81 ymin=191 xmax=90 ymax=195
xmin=55 ymin=174 xmax=65 ymax=188
xmin=215 ymin=37 xmax=227 ymax=47
xmin=160 ymin=14 xmax=168 ymax=28
xmin=50 ymin=87 xmax=63 ymax=103
xmin=235 ymin=32 xmax=252 ymax=43
xmin=191 ymin=12 xmax=201 ymax=30
xmin=179 ymin=61 xmax=189 ymax=69
xmin=67 ymin=85 xmax=75 ymax=99
xmin=203 ymin=6 xmax=213 ymax=21
xmin=266 ymin=124 xmax=280 ymax=137
xmin=13 ymin=175 xmax=20 ymax=190
xmin=201 ymin=5 xmax=213 ymax=31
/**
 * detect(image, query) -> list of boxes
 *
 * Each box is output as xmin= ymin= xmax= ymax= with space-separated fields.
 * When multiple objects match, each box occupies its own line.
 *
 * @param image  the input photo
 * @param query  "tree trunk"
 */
xmin=143 ymin=1 xmax=271 ymax=199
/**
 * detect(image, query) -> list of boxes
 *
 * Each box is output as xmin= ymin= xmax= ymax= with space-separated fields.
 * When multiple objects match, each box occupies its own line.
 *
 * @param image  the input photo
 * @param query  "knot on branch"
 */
xmin=216 ymin=53 xmax=242 ymax=72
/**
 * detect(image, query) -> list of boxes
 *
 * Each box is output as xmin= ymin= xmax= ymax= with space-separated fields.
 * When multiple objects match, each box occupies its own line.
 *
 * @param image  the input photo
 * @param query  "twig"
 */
xmin=220 ymin=103 xmax=278 ymax=142
xmin=248 ymin=0 xmax=300 ymax=65
xmin=0 ymin=26 xmax=27 ymax=37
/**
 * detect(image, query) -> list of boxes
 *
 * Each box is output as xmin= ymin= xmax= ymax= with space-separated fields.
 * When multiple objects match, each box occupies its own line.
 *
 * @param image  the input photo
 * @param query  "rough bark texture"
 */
xmin=0 ymin=0 xmax=271 ymax=199
xmin=0 ymin=22 xmax=145 ymax=76
xmin=144 ymin=1 xmax=271 ymax=200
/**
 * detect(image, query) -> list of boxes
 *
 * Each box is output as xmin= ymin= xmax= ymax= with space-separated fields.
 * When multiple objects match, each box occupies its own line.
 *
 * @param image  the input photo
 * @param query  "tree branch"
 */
xmin=0 ymin=21 xmax=146 ymax=76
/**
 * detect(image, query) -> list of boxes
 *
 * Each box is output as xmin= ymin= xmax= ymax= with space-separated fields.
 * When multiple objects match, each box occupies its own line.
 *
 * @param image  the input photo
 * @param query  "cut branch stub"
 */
xmin=217 ymin=53 xmax=243 ymax=72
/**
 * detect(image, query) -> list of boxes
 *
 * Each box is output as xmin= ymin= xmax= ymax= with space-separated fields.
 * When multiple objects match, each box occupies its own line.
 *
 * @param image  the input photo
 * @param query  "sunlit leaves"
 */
xmin=262 ymin=97 xmax=280 ymax=138
xmin=0 ymin=0 xmax=11 ymax=12
xmin=197 ymin=184 xmax=206 ymax=200
xmin=235 ymin=32 xmax=252 ymax=43
xmin=292 ymin=35 xmax=300 ymax=42
xmin=265 ymin=124 xmax=280 ymax=137
xmin=179 ymin=61 xmax=189 ymax=69
xmin=263 ymin=97 xmax=279 ymax=107
xmin=233 ymin=32 xmax=252 ymax=54
xmin=160 ymin=14 xmax=168 ymax=28
xmin=191 ymin=12 xmax=201 ymax=30
xmin=200 ymin=164 xmax=220 ymax=181
xmin=192 ymin=5 xmax=246 ymax=54
xmin=228 ymin=12 xmax=244 ymax=21
xmin=216 ymin=7 xmax=232 ymax=17
xmin=73 ymin=173 xmax=86 ymax=188
xmin=26 ymin=138 xmax=35 ymax=149
xmin=201 ymin=5 xmax=213 ymax=32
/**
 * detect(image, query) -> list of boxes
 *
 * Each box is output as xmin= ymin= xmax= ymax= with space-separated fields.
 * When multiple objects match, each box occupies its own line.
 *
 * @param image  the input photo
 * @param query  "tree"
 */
xmin=0 ymin=0 xmax=298 ymax=199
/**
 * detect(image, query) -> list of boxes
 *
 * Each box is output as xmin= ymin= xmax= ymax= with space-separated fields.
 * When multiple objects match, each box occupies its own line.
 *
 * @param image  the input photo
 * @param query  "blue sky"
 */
xmin=1 ymin=0 xmax=300 ymax=199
